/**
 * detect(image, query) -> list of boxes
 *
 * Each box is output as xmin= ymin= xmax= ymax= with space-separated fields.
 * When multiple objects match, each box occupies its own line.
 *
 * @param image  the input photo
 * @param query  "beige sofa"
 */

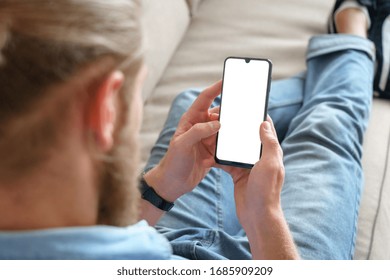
xmin=140 ymin=0 xmax=390 ymax=259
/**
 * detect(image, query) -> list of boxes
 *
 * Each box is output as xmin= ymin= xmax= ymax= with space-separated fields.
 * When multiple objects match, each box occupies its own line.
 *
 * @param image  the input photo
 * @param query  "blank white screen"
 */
xmin=216 ymin=58 xmax=270 ymax=166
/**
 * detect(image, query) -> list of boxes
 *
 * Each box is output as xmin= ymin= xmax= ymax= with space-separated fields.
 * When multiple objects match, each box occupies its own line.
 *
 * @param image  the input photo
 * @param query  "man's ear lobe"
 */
xmin=88 ymin=71 xmax=124 ymax=152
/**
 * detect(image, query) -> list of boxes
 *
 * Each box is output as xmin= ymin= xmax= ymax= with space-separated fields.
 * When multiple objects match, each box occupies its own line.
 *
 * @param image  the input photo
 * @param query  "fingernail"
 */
xmin=264 ymin=121 xmax=271 ymax=131
xmin=211 ymin=121 xmax=220 ymax=130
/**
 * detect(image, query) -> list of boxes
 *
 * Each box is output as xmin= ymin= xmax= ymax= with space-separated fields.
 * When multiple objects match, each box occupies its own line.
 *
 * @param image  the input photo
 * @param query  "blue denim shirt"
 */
xmin=0 ymin=221 xmax=181 ymax=260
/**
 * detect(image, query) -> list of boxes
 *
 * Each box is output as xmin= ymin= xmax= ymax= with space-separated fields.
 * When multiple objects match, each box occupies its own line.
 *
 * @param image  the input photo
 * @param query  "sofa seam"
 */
xmin=366 ymin=125 xmax=390 ymax=259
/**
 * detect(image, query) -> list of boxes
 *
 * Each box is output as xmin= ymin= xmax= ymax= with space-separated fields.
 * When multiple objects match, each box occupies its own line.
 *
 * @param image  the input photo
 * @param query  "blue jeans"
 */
xmin=144 ymin=34 xmax=375 ymax=260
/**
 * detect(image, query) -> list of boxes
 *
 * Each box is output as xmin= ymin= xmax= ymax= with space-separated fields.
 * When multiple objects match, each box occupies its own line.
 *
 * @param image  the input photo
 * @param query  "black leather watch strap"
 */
xmin=139 ymin=175 xmax=174 ymax=212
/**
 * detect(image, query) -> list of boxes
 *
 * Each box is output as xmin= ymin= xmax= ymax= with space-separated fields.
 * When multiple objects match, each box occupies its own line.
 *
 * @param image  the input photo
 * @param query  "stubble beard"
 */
xmin=96 ymin=131 xmax=141 ymax=227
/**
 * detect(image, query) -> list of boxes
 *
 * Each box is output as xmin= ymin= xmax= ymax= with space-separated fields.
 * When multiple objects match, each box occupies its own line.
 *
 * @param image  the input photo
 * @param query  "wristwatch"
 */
xmin=139 ymin=174 xmax=175 ymax=212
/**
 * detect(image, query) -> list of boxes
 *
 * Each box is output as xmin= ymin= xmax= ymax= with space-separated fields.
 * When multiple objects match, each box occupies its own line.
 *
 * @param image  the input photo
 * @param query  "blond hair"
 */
xmin=0 ymin=0 xmax=143 ymax=179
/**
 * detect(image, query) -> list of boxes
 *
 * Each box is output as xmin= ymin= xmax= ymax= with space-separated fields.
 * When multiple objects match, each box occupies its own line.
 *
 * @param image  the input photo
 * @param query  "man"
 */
xmin=0 ymin=0 xmax=388 ymax=259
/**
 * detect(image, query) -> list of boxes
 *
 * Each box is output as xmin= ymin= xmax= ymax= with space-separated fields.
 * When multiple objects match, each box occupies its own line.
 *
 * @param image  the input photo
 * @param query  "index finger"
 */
xmin=188 ymin=80 xmax=222 ymax=115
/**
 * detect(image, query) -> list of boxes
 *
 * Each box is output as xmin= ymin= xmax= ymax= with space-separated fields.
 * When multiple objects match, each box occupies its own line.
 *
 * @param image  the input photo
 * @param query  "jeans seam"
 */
xmin=268 ymin=98 xmax=303 ymax=110
xmin=216 ymin=169 xmax=224 ymax=230
xmin=350 ymin=165 xmax=362 ymax=259
xmin=193 ymin=231 xmax=217 ymax=259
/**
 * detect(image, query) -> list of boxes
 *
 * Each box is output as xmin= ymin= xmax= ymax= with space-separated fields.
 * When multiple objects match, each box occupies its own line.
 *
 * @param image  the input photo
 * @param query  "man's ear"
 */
xmin=87 ymin=71 xmax=124 ymax=152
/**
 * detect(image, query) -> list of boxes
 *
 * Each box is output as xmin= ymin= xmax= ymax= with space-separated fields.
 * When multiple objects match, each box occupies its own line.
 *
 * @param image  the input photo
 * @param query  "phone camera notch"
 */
xmin=245 ymin=58 xmax=250 ymax=63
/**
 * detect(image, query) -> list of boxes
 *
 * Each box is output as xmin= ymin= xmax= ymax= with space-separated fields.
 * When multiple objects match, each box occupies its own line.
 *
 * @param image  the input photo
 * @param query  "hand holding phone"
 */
xmin=215 ymin=57 xmax=272 ymax=168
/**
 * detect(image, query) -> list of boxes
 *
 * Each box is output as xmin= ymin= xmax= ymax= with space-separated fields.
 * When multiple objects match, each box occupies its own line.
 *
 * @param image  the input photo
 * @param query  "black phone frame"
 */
xmin=214 ymin=56 xmax=273 ymax=169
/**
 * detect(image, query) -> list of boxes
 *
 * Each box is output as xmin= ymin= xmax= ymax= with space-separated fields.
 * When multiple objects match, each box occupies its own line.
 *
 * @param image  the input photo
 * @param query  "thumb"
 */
xmin=260 ymin=121 xmax=283 ymax=160
xmin=182 ymin=121 xmax=221 ymax=146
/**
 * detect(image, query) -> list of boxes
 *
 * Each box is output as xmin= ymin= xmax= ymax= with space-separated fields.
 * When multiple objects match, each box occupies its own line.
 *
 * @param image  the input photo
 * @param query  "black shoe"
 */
xmin=328 ymin=0 xmax=390 ymax=98
xmin=369 ymin=0 xmax=390 ymax=98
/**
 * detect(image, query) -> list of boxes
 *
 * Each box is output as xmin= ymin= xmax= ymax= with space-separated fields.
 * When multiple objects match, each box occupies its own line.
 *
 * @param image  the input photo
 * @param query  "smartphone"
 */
xmin=215 ymin=57 xmax=272 ymax=169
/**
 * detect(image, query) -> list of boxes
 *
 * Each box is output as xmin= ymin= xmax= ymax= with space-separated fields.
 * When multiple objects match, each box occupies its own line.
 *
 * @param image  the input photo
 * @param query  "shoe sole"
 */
xmin=378 ymin=15 xmax=390 ymax=94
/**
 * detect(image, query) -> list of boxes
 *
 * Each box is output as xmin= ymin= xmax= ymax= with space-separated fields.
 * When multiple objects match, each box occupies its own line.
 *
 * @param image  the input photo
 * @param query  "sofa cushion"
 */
xmin=141 ymin=0 xmax=190 ymax=101
xmin=355 ymin=99 xmax=390 ymax=259
xmin=186 ymin=0 xmax=204 ymax=16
